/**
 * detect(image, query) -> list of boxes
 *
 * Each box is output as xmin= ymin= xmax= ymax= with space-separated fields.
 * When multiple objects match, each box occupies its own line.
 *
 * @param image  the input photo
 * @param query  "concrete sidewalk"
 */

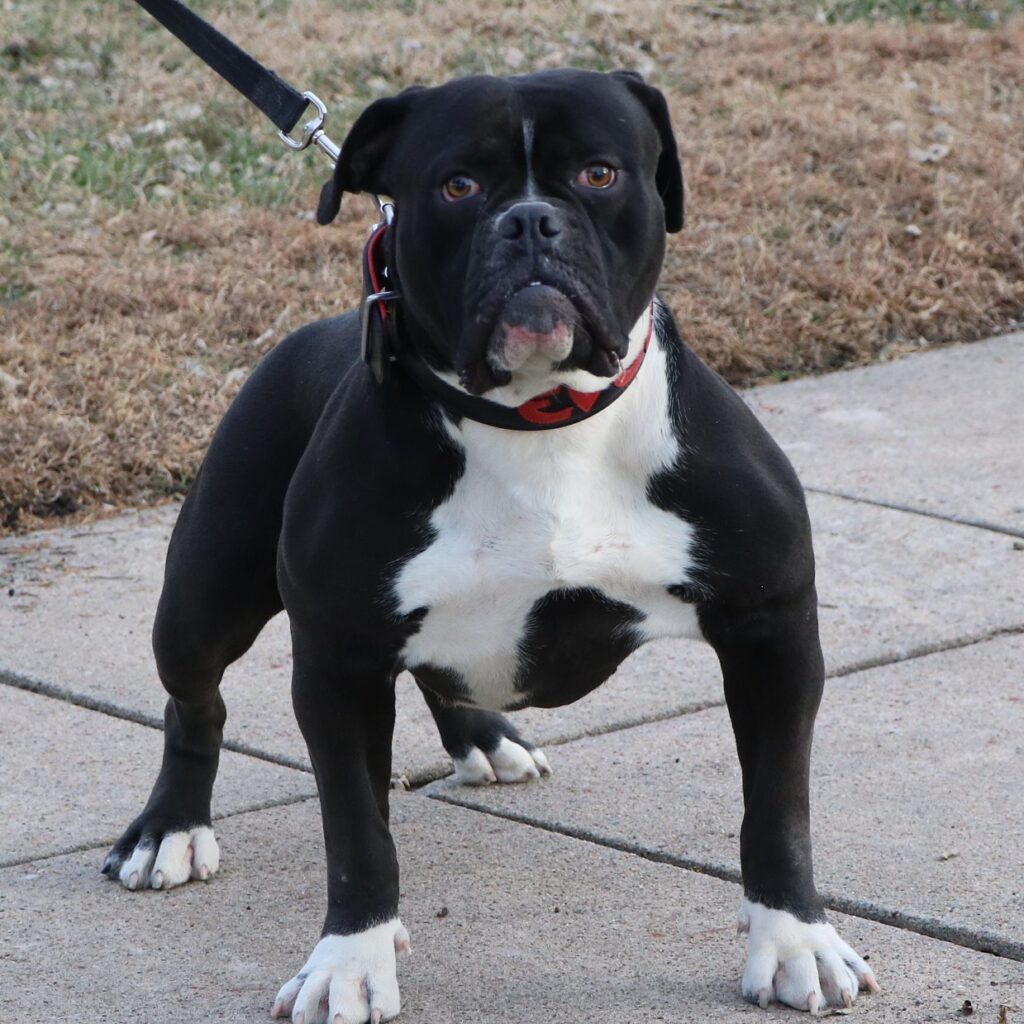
xmin=2 ymin=333 xmax=1022 ymax=1022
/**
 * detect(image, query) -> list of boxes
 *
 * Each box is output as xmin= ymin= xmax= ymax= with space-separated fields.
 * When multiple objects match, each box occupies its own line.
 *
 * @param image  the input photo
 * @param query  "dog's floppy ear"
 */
xmin=316 ymin=87 xmax=425 ymax=225
xmin=611 ymin=71 xmax=684 ymax=233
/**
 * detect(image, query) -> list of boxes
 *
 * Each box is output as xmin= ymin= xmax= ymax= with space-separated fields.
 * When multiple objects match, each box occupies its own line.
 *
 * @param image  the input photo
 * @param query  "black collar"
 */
xmin=396 ymin=324 xmax=652 ymax=431
xmin=361 ymin=218 xmax=653 ymax=432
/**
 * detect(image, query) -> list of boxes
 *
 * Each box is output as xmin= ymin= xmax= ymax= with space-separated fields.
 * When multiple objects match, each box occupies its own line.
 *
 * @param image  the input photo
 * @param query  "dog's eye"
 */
xmin=442 ymin=175 xmax=482 ymax=202
xmin=577 ymin=165 xmax=618 ymax=189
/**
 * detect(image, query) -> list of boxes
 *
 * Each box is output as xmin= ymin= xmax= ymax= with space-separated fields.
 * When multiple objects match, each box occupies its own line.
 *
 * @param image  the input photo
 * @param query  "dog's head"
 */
xmin=318 ymin=69 xmax=683 ymax=396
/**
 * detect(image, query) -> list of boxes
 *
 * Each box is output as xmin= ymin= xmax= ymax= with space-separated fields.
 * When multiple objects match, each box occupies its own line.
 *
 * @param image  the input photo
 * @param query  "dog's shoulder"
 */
xmin=656 ymin=314 xmax=814 ymax=603
xmin=278 ymin=342 xmax=464 ymax=628
xmin=259 ymin=313 xmax=362 ymax=420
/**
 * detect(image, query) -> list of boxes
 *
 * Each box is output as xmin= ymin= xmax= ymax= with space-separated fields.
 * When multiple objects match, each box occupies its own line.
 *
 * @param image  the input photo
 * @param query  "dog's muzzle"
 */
xmin=456 ymin=199 xmax=629 ymax=394
xmin=489 ymin=284 xmax=576 ymax=373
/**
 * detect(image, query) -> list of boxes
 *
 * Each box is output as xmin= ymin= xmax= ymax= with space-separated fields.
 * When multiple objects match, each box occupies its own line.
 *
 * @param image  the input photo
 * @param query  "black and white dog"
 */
xmin=103 ymin=69 xmax=879 ymax=1021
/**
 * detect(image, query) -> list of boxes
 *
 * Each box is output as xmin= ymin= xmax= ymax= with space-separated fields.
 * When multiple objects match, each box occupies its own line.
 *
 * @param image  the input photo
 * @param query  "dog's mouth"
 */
xmin=457 ymin=281 xmax=629 ymax=396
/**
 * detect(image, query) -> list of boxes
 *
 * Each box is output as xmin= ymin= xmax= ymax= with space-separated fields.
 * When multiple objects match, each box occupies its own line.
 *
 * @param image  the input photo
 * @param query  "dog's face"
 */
xmin=318 ymin=69 xmax=683 ymax=395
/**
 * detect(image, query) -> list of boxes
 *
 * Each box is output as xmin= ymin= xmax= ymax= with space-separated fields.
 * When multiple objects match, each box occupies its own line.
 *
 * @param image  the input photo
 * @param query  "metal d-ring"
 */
xmin=278 ymin=90 xmax=340 ymax=165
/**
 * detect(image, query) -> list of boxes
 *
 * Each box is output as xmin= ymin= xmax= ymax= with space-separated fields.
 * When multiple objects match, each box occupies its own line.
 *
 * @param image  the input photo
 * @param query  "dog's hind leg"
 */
xmin=101 ymin=321 xmax=355 ymax=891
xmin=415 ymin=679 xmax=552 ymax=785
xmin=101 ymin=481 xmax=284 ymax=891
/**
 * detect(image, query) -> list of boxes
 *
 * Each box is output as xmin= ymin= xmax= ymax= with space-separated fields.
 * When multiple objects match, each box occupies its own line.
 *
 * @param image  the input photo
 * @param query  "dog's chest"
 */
xmin=393 ymin=341 xmax=701 ymax=710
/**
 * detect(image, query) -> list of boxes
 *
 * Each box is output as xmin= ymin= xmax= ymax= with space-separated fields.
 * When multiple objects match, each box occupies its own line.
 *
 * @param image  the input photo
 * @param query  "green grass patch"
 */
xmin=0 ymin=0 xmax=318 ymax=216
xmin=813 ymin=0 xmax=1024 ymax=26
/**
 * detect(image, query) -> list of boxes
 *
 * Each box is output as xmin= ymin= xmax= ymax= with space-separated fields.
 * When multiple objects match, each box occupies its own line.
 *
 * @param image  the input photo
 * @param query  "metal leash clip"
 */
xmin=277 ymin=91 xmax=340 ymax=165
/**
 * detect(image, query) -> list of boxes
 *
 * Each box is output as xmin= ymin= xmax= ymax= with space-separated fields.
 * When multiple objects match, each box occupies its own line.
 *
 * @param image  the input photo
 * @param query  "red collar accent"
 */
xmin=515 ymin=319 xmax=653 ymax=426
xmin=395 ymin=307 xmax=655 ymax=432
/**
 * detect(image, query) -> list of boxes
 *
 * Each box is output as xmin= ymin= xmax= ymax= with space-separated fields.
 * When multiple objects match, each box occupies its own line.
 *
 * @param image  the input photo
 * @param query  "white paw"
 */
xmin=117 ymin=826 xmax=220 ymax=891
xmin=738 ymin=898 xmax=880 ymax=1013
xmin=452 ymin=736 xmax=552 ymax=785
xmin=272 ymin=919 xmax=411 ymax=1024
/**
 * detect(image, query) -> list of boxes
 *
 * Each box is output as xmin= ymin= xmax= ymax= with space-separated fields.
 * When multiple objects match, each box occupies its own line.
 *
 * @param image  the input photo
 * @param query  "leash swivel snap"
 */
xmin=277 ymin=91 xmax=340 ymax=165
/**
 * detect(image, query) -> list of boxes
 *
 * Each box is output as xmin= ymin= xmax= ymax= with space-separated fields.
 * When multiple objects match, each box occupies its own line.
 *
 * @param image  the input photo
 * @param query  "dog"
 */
xmin=102 ymin=68 xmax=879 ymax=1021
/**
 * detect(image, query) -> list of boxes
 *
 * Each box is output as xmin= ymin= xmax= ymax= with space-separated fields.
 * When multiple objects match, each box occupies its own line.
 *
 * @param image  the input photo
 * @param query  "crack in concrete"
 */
xmin=806 ymin=486 xmax=1024 ymax=540
xmin=427 ymin=791 xmax=1024 ymax=963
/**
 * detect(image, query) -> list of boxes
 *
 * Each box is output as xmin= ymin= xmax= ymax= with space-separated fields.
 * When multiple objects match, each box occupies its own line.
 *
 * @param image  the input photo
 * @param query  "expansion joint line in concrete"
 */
xmin=5 ymin=620 xmax=1024 ymax=785
xmin=0 ymin=791 xmax=320 ymax=870
xmin=0 ymin=666 xmax=312 ymax=773
xmin=805 ymin=486 xmax=1024 ymax=540
xmin=416 ymin=621 xmax=1024 ymax=769
xmin=428 ymin=791 xmax=1024 ymax=963
xmin=826 ymin=622 xmax=1024 ymax=679
xmin=577 ymin=621 xmax=1024 ymax=745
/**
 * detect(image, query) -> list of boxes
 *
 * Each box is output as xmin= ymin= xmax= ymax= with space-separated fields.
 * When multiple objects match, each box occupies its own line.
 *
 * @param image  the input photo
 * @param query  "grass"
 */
xmin=1 ymin=0 xmax=1023 ymax=531
xmin=815 ymin=0 xmax=1024 ymax=26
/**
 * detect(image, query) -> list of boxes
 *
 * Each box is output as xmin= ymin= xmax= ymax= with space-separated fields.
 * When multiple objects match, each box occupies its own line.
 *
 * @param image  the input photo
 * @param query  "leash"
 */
xmin=132 ymin=0 xmax=650 ymax=429
xmin=132 ymin=0 xmax=340 ymax=164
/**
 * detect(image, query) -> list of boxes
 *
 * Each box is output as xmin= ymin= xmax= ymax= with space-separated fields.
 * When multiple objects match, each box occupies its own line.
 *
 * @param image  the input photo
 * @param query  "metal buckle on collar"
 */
xmin=277 ymin=91 xmax=340 ymax=165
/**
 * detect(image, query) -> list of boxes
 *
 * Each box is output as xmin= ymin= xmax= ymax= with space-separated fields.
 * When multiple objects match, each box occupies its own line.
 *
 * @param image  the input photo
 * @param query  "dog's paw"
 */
xmin=101 ymin=824 xmax=220 ymax=891
xmin=272 ymin=919 xmax=411 ymax=1024
xmin=453 ymin=735 xmax=552 ymax=785
xmin=738 ymin=898 xmax=879 ymax=1013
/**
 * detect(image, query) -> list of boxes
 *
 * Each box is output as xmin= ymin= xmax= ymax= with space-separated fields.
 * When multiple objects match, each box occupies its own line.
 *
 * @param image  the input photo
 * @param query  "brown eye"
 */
xmin=577 ymin=165 xmax=618 ymax=189
xmin=442 ymin=175 xmax=481 ymax=202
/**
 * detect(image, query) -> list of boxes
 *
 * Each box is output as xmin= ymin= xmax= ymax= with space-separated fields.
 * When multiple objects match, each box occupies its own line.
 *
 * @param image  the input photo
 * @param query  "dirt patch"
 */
xmin=2 ymin=1 xmax=1022 ymax=531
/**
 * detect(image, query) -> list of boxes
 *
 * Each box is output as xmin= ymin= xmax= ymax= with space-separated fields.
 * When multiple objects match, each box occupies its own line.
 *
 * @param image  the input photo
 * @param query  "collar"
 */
xmin=396 ymin=319 xmax=652 ymax=431
xmin=360 ymin=216 xmax=654 ymax=431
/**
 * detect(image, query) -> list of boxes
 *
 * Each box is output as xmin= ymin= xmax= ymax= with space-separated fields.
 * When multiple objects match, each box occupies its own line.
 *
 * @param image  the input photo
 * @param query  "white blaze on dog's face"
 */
xmin=317 ymin=69 xmax=684 ymax=396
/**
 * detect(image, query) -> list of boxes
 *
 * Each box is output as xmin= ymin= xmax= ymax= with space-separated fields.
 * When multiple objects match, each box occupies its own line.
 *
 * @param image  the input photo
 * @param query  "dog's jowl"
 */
xmin=103 ymin=69 xmax=878 ymax=1020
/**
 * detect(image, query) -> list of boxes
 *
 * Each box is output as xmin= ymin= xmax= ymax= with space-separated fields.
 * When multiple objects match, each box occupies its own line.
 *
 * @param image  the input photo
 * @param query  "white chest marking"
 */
xmin=394 ymin=314 xmax=701 ymax=709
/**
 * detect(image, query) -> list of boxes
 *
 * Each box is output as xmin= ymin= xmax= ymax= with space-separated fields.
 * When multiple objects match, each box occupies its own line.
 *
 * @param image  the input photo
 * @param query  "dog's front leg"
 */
xmin=273 ymin=633 xmax=410 ymax=1024
xmin=703 ymin=587 xmax=879 ymax=1013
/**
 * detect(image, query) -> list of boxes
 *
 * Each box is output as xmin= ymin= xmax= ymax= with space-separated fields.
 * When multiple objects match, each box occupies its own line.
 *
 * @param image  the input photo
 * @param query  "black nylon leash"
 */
xmin=132 ymin=0 xmax=340 ymax=161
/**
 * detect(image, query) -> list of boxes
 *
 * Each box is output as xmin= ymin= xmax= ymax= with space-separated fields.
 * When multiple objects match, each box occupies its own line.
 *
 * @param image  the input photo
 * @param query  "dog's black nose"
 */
xmin=498 ymin=201 xmax=564 ymax=244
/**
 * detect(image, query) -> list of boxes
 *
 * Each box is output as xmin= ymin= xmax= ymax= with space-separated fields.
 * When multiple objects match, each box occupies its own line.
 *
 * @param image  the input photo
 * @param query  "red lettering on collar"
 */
xmin=568 ymin=389 xmax=600 ymax=413
xmin=518 ymin=393 xmax=575 ymax=425
xmin=514 ymin=310 xmax=654 ymax=425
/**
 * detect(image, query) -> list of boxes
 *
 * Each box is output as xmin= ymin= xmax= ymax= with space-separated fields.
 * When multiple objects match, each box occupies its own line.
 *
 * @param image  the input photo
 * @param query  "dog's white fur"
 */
xmin=394 ymin=305 xmax=702 ymax=711
xmin=738 ymin=898 xmax=879 ymax=1012
xmin=453 ymin=735 xmax=553 ymax=785
xmin=272 ymin=918 xmax=411 ymax=1024
xmin=117 ymin=825 xmax=219 ymax=891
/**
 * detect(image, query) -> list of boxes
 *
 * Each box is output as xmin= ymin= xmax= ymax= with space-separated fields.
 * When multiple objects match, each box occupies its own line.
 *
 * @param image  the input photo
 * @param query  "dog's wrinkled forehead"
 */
xmin=392 ymin=74 xmax=651 ymax=192
xmin=317 ymin=69 xmax=683 ymax=231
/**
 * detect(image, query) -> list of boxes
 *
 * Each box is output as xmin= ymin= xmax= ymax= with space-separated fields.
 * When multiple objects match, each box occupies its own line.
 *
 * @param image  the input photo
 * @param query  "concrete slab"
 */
xmin=812 ymin=495 xmax=1023 ymax=673
xmin=746 ymin=332 xmax=1024 ymax=536
xmin=431 ymin=634 xmax=1024 ymax=956
xmin=0 ymin=684 xmax=316 ymax=866
xmin=2 ymin=796 xmax=1021 ymax=1022
xmin=3 ymin=494 xmax=1023 ymax=779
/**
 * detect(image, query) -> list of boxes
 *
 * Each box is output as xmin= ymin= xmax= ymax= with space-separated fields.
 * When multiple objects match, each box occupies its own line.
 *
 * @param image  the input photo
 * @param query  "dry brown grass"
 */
xmin=2 ymin=0 xmax=1023 ymax=531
